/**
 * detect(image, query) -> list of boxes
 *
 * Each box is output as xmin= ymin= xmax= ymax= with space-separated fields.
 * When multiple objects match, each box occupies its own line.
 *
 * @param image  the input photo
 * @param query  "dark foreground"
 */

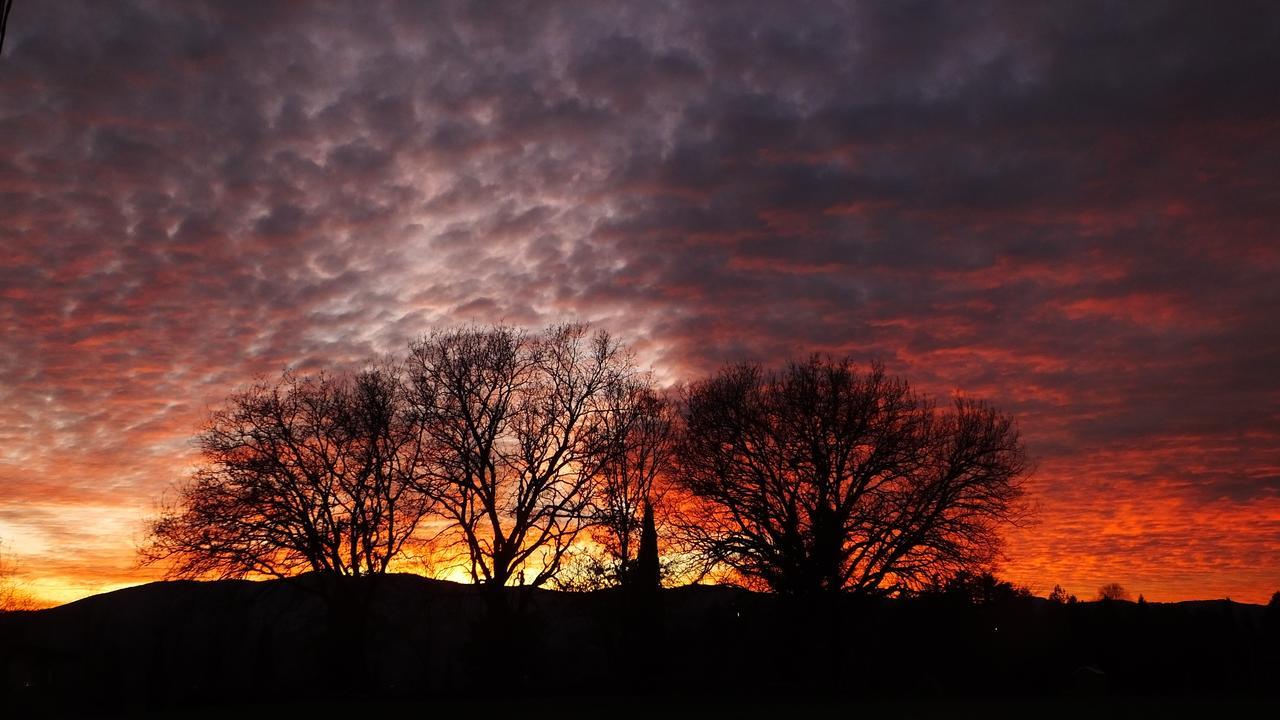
xmin=138 ymin=698 xmax=1280 ymax=720
xmin=2 ymin=575 xmax=1277 ymax=716
xmin=13 ymin=697 xmax=1280 ymax=720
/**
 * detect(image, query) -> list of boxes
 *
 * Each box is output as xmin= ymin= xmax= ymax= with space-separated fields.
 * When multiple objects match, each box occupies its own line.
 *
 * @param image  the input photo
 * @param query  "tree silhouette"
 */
xmin=632 ymin=500 xmax=661 ymax=592
xmin=591 ymin=380 xmax=674 ymax=589
xmin=675 ymin=356 xmax=1028 ymax=595
xmin=1097 ymin=582 xmax=1131 ymax=601
xmin=1048 ymin=584 xmax=1070 ymax=603
xmin=932 ymin=570 xmax=1032 ymax=604
xmin=142 ymin=365 xmax=436 ymax=579
xmin=406 ymin=323 xmax=633 ymax=589
xmin=0 ymin=539 xmax=34 ymax=612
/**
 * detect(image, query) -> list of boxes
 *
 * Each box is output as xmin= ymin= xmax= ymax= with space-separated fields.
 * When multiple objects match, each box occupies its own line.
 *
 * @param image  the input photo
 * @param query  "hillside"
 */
xmin=2 ymin=575 xmax=1277 ymax=715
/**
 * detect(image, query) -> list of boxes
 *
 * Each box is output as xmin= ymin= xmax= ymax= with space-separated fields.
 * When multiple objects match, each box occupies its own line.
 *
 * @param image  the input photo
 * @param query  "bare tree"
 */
xmin=407 ymin=323 xmax=632 ymax=589
xmin=142 ymin=364 xmax=436 ymax=580
xmin=0 ymin=539 xmax=34 ymax=612
xmin=588 ymin=379 xmax=675 ymax=589
xmin=1097 ymin=582 xmax=1131 ymax=601
xmin=675 ymin=356 xmax=1028 ymax=596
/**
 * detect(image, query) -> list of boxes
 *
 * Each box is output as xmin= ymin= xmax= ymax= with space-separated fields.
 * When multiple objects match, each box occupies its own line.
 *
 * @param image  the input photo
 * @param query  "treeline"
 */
xmin=142 ymin=322 xmax=1028 ymax=599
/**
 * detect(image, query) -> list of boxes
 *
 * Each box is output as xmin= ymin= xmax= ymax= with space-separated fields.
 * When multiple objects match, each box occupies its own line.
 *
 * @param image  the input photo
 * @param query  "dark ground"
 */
xmin=0 ymin=697 xmax=1257 ymax=720
xmin=2 ymin=574 xmax=1277 ymax=716
xmin=131 ymin=698 xmax=1280 ymax=720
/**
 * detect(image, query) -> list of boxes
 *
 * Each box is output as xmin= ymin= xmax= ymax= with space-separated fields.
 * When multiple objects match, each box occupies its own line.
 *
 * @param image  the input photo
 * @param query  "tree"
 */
xmin=675 ymin=356 xmax=1028 ymax=596
xmin=142 ymin=365 xmax=436 ymax=580
xmin=0 ymin=539 xmax=34 ymax=612
xmin=591 ymin=379 xmax=675 ymax=589
xmin=631 ymin=499 xmax=661 ymax=593
xmin=406 ymin=323 xmax=633 ymax=589
xmin=932 ymin=570 xmax=1032 ymax=604
xmin=1097 ymin=583 xmax=1130 ymax=601
xmin=1048 ymin=584 xmax=1070 ymax=603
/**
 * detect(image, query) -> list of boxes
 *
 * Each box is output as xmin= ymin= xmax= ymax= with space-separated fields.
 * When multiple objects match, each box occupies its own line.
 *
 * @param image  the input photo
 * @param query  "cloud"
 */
xmin=1 ymin=0 xmax=1277 ymax=603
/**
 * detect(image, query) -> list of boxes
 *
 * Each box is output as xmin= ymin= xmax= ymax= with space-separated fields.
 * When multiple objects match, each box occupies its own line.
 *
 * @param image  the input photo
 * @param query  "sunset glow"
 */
xmin=2 ymin=1 xmax=1278 ymax=606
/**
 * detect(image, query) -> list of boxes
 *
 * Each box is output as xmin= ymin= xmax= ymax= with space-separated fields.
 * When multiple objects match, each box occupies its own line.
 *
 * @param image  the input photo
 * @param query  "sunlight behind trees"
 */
xmin=0 ymin=540 xmax=34 ymax=612
xmin=142 ymin=366 xmax=437 ymax=579
xmin=674 ymin=357 xmax=1029 ymax=595
xmin=141 ymin=325 xmax=1030 ymax=597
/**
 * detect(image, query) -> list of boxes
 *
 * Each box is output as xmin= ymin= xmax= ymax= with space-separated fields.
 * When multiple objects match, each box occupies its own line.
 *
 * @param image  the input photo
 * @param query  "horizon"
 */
xmin=24 ymin=570 xmax=1275 ymax=613
xmin=2 ymin=1 xmax=1279 ymax=607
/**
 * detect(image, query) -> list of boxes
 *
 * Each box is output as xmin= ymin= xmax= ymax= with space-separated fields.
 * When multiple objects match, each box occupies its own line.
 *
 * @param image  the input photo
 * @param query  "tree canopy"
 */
xmin=143 ymin=366 xmax=435 ymax=579
xmin=144 ymin=331 xmax=1030 ymax=598
xmin=675 ymin=356 xmax=1028 ymax=595
xmin=406 ymin=323 xmax=638 ymax=588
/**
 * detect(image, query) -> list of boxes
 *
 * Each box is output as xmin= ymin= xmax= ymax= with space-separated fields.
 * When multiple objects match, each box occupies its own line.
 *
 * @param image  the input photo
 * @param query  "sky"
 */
xmin=1 ymin=0 xmax=1278 ymax=605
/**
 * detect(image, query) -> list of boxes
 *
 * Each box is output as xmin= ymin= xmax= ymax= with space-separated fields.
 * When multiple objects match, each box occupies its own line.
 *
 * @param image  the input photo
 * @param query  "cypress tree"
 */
xmin=633 ymin=500 xmax=660 ymax=593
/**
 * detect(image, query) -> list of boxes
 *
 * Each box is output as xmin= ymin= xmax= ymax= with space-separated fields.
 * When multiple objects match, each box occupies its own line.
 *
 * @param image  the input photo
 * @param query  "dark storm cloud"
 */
xmin=1 ymin=0 xmax=1277 ymax=601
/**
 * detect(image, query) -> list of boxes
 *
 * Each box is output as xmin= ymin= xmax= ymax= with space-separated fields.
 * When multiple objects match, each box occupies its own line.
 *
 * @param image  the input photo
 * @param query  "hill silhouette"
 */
xmin=2 ymin=575 xmax=1278 ymax=716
